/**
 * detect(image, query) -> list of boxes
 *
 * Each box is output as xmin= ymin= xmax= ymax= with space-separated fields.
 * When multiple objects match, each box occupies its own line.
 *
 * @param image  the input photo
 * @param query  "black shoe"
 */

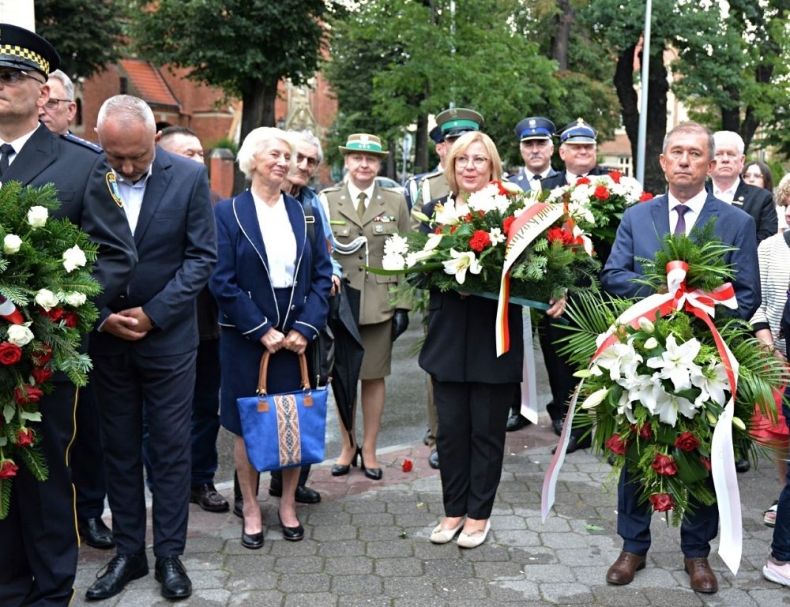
xmin=506 ymin=412 xmax=532 ymax=432
xmin=190 ymin=483 xmax=229 ymax=513
xmin=428 ymin=449 xmax=440 ymax=469
xmin=155 ymin=556 xmax=192 ymax=600
xmin=79 ymin=517 xmax=115 ymax=550
xmin=735 ymin=457 xmax=750 ymax=473
xmin=85 ymin=552 xmax=148 ymax=601
xmin=359 ymin=448 xmax=382 ymax=480
xmin=269 ymin=483 xmax=322 ymax=504
xmin=331 ymin=449 xmax=359 ymax=476
xmin=552 ymin=433 xmax=591 ymax=455
xmin=550 ymin=417 xmax=564 ymax=437
xmin=278 ymin=513 xmax=305 ymax=541
xmin=233 ymin=499 xmax=243 ymax=519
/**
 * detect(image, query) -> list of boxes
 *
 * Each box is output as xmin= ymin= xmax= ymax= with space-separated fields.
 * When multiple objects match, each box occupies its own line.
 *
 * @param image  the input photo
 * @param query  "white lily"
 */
xmin=646 ymin=334 xmax=701 ymax=391
xmin=627 ymin=374 xmax=664 ymax=415
xmin=595 ymin=341 xmax=643 ymax=382
xmin=581 ymin=388 xmax=609 ymax=410
xmin=643 ymin=337 xmax=659 ymax=350
xmin=653 ymin=390 xmax=700 ymax=427
xmin=423 ymin=233 xmax=443 ymax=251
xmin=638 ymin=317 xmax=655 ymax=333
xmin=616 ymin=390 xmax=637 ymax=424
xmin=405 ymin=249 xmax=436 ymax=267
xmin=442 ymin=249 xmax=482 ymax=285
xmin=690 ymin=361 xmax=729 ymax=407
xmin=434 ymin=202 xmax=461 ymax=225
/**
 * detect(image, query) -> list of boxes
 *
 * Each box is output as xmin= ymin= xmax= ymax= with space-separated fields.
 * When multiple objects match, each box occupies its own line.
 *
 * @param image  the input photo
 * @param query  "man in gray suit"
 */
xmin=86 ymin=96 xmax=217 ymax=602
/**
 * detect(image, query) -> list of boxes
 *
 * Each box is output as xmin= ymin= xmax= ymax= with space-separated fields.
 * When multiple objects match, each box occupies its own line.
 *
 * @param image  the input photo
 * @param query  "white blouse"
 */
xmin=252 ymin=192 xmax=296 ymax=288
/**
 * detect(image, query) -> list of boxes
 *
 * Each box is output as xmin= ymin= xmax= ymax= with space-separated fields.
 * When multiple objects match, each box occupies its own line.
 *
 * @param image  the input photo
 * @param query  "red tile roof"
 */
xmin=119 ymin=59 xmax=179 ymax=109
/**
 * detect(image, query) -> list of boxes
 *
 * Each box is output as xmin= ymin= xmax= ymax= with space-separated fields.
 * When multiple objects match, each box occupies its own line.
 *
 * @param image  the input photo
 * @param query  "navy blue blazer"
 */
xmin=601 ymin=193 xmax=760 ymax=321
xmin=210 ymin=190 xmax=332 ymax=344
xmin=92 ymin=148 xmax=217 ymax=356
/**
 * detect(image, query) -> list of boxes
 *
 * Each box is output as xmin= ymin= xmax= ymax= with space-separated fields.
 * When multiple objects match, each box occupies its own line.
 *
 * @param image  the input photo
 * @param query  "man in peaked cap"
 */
xmin=0 ymin=23 xmax=136 ymax=607
xmin=405 ymin=125 xmax=445 ymax=209
xmin=541 ymin=118 xmax=608 ymax=191
xmin=510 ymin=116 xmax=559 ymax=193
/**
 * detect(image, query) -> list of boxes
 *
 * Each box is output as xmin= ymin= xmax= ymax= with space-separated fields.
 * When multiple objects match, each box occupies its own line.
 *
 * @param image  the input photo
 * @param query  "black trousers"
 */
xmin=433 ymin=379 xmax=514 ymax=519
xmin=92 ymin=349 xmax=196 ymax=557
xmin=71 ymin=382 xmax=107 ymax=520
xmin=0 ymin=382 xmax=79 ymax=607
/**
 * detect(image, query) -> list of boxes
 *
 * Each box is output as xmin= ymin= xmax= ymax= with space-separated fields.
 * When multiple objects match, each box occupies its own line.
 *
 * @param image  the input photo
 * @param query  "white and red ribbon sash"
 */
xmin=495 ymin=202 xmax=564 ymax=356
xmin=0 ymin=295 xmax=24 ymax=324
xmin=541 ymin=261 xmax=743 ymax=574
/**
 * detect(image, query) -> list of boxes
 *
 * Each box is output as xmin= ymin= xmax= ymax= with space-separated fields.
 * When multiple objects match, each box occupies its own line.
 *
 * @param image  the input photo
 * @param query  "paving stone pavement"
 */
xmin=72 ymin=420 xmax=789 ymax=606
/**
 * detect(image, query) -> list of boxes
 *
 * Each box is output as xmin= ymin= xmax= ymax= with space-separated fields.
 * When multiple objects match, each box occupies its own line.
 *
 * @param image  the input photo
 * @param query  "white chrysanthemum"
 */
xmin=488 ymin=227 xmax=506 ymax=246
xmin=383 ymin=234 xmax=409 ymax=257
xmin=382 ymin=253 xmax=406 ymax=271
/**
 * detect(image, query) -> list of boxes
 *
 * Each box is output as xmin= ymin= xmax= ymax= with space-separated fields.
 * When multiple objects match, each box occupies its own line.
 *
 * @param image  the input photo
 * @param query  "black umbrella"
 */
xmin=328 ymin=284 xmax=364 ymax=447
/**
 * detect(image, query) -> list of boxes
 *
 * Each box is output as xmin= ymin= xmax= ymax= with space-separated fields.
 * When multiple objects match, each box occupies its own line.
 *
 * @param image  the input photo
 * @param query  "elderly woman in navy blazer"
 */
xmin=210 ymin=127 xmax=332 ymax=548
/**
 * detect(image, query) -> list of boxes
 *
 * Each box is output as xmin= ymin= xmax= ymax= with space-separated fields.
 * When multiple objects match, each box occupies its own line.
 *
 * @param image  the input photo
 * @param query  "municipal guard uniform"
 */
xmin=510 ymin=116 xmax=559 ymax=192
xmin=0 ymin=24 xmax=136 ymax=607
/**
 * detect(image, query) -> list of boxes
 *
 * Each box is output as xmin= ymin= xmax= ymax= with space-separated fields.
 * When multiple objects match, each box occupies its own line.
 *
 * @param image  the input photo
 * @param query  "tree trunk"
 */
xmin=234 ymin=79 xmax=279 ymax=194
xmin=551 ymin=0 xmax=574 ymax=69
xmin=414 ymin=114 xmax=429 ymax=174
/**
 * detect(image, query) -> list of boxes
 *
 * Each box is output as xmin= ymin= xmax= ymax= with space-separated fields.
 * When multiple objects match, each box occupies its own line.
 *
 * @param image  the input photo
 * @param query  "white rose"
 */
xmin=62 ymin=245 xmax=87 ymax=273
xmin=64 ymin=291 xmax=87 ymax=307
xmin=6 ymin=324 xmax=34 ymax=347
xmin=35 ymin=288 xmax=60 ymax=311
xmin=3 ymin=234 xmax=22 ymax=254
xmin=27 ymin=206 xmax=49 ymax=229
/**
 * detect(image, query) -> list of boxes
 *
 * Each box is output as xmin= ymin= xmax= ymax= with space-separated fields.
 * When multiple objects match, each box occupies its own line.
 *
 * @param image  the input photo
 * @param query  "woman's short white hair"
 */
xmin=237 ymin=127 xmax=294 ymax=179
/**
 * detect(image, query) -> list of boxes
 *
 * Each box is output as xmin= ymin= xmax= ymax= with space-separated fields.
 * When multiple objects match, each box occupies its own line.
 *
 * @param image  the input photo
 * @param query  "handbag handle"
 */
xmin=257 ymin=350 xmax=311 ymax=395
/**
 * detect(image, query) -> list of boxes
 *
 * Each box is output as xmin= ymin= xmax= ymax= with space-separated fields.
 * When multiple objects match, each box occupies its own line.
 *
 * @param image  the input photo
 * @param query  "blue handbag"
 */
xmin=236 ymin=351 xmax=328 ymax=472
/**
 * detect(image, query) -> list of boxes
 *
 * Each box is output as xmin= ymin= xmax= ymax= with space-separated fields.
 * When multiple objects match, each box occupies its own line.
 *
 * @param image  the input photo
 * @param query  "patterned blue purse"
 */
xmin=237 ymin=352 xmax=328 ymax=472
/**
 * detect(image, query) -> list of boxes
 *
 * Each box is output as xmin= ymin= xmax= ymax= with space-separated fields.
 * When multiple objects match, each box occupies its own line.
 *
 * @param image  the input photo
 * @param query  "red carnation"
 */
xmin=575 ymin=176 xmax=591 ymax=186
xmin=0 ymin=342 xmax=23 ymax=366
xmin=502 ymin=215 xmax=516 ymax=235
xmin=649 ymin=493 xmax=674 ymax=512
xmin=700 ymin=456 xmax=712 ymax=472
xmin=31 ymin=367 xmax=53 ymax=385
xmin=605 ymin=434 xmax=628 ymax=456
xmin=0 ymin=459 xmax=19 ymax=479
xmin=674 ymin=431 xmax=700 ymax=452
xmin=609 ymin=170 xmax=622 ymax=184
xmin=593 ymin=185 xmax=610 ymax=201
xmin=469 ymin=230 xmax=492 ymax=253
xmin=14 ymin=384 xmax=44 ymax=406
xmin=63 ymin=311 xmax=79 ymax=328
xmin=651 ymin=453 xmax=677 ymax=476
xmin=546 ymin=227 xmax=567 ymax=244
xmin=16 ymin=427 xmax=35 ymax=448
xmin=639 ymin=191 xmax=654 ymax=202
xmin=30 ymin=344 xmax=53 ymax=367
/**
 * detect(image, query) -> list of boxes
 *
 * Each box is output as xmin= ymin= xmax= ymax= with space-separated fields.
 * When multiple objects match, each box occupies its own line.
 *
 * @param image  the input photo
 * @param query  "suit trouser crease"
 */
xmin=93 ymin=349 xmax=196 ymax=557
xmin=433 ymin=380 xmax=512 ymax=519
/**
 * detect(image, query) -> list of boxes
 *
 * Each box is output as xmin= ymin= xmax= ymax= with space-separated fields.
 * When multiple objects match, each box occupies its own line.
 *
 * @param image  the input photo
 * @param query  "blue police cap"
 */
xmin=429 ymin=125 xmax=443 ymax=144
xmin=515 ymin=117 xmax=555 ymax=141
xmin=560 ymin=118 xmax=597 ymax=144
xmin=0 ymin=23 xmax=60 ymax=78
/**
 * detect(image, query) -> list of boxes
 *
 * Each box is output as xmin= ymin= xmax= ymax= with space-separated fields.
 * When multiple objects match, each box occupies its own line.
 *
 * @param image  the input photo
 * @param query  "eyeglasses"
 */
xmin=456 ymin=155 xmax=489 ymax=169
xmin=296 ymin=152 xmax=318 ymax=168
xmin=44 ymin=98 xmax=73 ymax=109
xmin=0 ymin=70 xmax=45 ymax=86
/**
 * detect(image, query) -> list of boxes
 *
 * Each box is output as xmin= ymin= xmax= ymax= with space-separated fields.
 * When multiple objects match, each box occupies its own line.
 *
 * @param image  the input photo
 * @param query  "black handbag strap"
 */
xmin=257 ymin=351 xmax=310 ymax=394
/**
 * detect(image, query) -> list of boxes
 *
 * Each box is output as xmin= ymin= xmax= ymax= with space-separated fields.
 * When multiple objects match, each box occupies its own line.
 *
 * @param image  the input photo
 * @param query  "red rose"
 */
xmin=638 ymin=422 xmax=653 ymax=441
xmin=649 ymin=493 xmax=674 ymax=512
xmin=30 ymin=344 xmax=53 ymax=367
xmin=674 ymin=431 xmax=700 ymax=452
xmin=609 ymin=170 xmax=622 ymax=184
xmin=593 ymin=185 xmax=610 ymax=201
xmin=469 ymin=230 xmax=491 ymax=253
xmin=0 ymin=459 xmax=19 ymax=479
xmin=639 ymin=191 xmax=654 ymax=202
xmin=31 ymin=366 xmax=53 ymax=385
xmin=502 ymin=215 xmax=516 ymax=235
xmin=700 ymin=456 xmax=711 ymax=471
xmin=16 ymin=427 xmax=35 ymax=448
xmin=651 ymin=453 xmax=678 ymax=476
xmin=0 ymin=342 xmax=23 ymax=366
xmin=605 ymin=434 xmax=628 ymax=456
xmin=14 ymin=384 xmax=44 ymax=406
xmin=43 ymin=307 xmax=65 ymax=322
xmin=63 ymin=311 xmax=79 ymax=328
xmin=575 ymin=176 xmax=591 ymax=186
xmin=464 ymin=212 xmax=474 ymax=222
xmin=401 ymin=458 xmax=413 ymax=472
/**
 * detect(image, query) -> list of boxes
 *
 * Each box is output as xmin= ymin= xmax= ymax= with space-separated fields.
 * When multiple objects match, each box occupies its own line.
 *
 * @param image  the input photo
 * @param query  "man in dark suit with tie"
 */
xmin=707 ymin=130 xmax=776 ymax=243
xmin=85 ymin=95 xmax=217 ymax=602
xmin=0 ymin=24 xmax=136 ymax=607
xmin=601 ymin=121 xmax=759 ymax=594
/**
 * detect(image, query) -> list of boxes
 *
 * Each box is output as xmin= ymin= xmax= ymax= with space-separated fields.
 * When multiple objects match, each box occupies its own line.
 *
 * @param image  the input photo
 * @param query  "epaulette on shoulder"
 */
xmin=320 ymin=184 xmax=343 ymax=194
xmin=62 ymin=132 xmax=102 ymax=153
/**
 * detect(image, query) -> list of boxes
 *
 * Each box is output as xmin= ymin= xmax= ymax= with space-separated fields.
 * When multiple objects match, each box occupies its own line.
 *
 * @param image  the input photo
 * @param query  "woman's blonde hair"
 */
xmin=445 ymin=131 xmax=503 ymax=195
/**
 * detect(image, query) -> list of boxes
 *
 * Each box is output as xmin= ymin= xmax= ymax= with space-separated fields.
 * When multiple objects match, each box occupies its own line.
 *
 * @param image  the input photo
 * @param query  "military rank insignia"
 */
xmin=105 ymin=172 xmax=123 ymax=208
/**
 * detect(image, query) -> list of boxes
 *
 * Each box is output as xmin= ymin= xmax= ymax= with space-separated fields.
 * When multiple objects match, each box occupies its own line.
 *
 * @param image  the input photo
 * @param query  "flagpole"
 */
xmin=636 ymin=0 xmax=652 ymax=184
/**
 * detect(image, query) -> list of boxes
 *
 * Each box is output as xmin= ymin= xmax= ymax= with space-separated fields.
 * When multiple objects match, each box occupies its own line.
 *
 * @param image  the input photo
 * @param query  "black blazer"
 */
xmin=706 ymin=180 xmax=776 ymax=243
xmin=4 ymin=124 xmax=136 ymax=311
xmin=92 ymin=147 xmax=217 ymax=357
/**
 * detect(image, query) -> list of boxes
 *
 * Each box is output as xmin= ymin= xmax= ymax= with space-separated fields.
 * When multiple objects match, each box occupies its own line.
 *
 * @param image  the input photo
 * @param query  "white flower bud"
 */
xmin=638 ymin=317 xmax=655 ymax=333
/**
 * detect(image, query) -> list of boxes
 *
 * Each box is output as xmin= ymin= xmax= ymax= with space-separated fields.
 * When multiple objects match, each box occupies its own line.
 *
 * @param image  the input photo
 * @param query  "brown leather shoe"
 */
xmin=606 ymin=551 xmax=646 ymax=585
xmin=684 ymin=557 xmax=718 ymax=593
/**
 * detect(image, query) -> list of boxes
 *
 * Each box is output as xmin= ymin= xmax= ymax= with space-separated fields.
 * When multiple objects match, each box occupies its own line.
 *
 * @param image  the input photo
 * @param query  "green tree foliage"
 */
xmin=35 ymin=0 xmax=126 ymax=79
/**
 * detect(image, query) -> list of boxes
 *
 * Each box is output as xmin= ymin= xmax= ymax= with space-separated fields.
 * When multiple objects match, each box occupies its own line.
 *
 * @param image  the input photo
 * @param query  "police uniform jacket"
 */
xmin=540 ymin=165 xmax=609 ymax=191
xmin=510 ymin=167 xmax=559 ymax=192
xmin=324 ymin=182 xmax=411 ymax=325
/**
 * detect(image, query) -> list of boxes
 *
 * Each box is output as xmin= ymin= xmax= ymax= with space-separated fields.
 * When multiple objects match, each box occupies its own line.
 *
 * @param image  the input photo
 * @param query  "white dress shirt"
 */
xmin=347 ymin=181 xmax=376 ymax=213
xmin=0 ymin=127 xmax=39 ymax=169
xmin=712 ymin=178 xmax=740 ymax=203
xmin=116 ymin=167 xmax=152 ymax=235
xmin=252 ymin=191 xmax=296 ymax=288
xmin=668 ymin=189 xmax=708 ymax=235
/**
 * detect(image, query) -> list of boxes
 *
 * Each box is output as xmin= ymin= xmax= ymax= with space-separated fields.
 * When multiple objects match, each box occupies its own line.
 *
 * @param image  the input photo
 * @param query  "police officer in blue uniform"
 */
xmin=0 ymin=23 xmax=136 ymax=607
xmin=509 ymin=116 xmax=559 ymax=193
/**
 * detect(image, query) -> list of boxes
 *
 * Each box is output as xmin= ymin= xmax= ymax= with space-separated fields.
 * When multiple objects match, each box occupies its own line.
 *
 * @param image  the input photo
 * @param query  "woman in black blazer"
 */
xmin=419 ymin=131 xmax=565 ymax=548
